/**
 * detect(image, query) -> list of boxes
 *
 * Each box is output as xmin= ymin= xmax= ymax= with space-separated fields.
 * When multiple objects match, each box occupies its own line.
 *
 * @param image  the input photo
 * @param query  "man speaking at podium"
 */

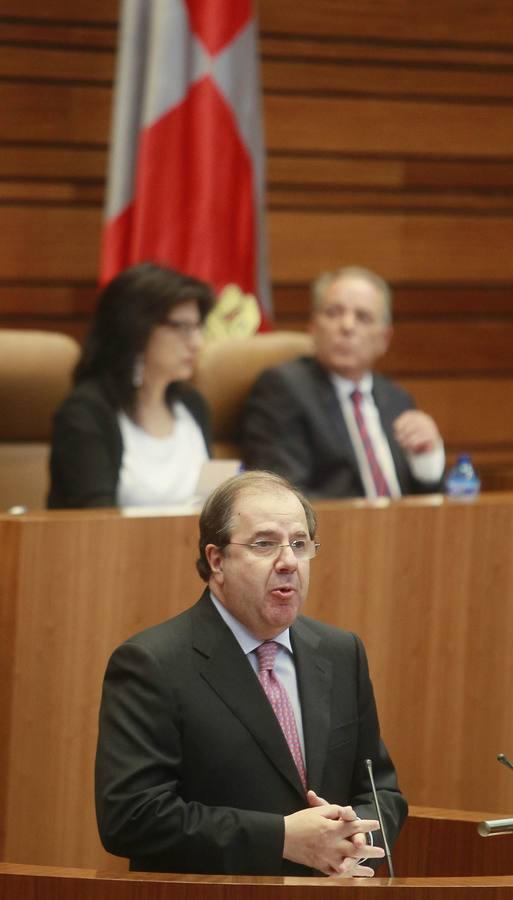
xmin=95 ymin=471 xmax=407 ymax=876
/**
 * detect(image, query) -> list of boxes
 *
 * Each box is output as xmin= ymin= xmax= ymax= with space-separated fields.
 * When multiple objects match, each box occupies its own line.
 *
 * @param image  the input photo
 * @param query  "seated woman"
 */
xmin=48 ymin=262 xmax=214 ymax=508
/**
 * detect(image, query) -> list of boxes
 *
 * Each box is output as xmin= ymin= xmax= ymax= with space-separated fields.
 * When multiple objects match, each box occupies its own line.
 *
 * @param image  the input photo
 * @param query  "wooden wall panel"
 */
xmin=266 ymin=95 xmax=513 ymax=158
xmin=1 ymin=0 xmax=513 ymax=475
xmin=0 ymin=208 xmax=101 ymax=279
xmin=262 ymin=57 xmax=513 ymax=100
xmin=259 ymin=0 xmax=513 ymax=44
xmin=0 ymin=83 xmax=111 ymax=143
xmin=268 ymin=212 xmax=513 ymax=282
xmin=0 ymin=1 xmax=118 ymax=19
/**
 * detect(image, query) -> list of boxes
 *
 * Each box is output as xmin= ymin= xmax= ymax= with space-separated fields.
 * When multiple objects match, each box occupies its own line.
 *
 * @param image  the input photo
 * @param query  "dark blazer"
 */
xmin=243 ymin=356 xmax=442 ymax=498
xmin=95 ymin=591 xmax=407 ymax=876
xmin=47 ymin=377 xmax=211 ymax=508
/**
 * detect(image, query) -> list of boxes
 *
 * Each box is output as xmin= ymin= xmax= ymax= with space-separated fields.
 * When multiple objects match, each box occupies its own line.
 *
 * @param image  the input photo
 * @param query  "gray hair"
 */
xmin=196 ymin=470 xmax=317 ymax=582
xmin=311 ymin=266 xmax=392 ymax=325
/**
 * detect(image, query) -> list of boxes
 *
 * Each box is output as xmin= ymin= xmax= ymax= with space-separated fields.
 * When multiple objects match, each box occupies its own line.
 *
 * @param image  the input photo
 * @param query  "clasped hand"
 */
xmin=283 ymin=789 xmax=384 ymax=877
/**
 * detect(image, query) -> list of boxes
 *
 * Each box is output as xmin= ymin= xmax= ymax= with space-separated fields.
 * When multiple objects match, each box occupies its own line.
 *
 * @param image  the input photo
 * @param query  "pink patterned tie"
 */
xmin=255 ymin=641 xmax=307 ymax=790
xmin=351 ymin=389 xmax=390 ymax=497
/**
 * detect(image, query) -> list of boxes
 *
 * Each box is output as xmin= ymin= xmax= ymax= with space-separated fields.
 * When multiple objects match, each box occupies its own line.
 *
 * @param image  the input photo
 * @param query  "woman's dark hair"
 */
xmin=74 ymin=262 xmax=215 ymax=409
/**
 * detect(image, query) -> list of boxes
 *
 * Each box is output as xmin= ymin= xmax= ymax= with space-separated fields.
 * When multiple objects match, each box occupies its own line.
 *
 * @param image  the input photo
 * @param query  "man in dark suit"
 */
xmin=95 ymin=471 xmax=407 ymax=877
xmin=243 ymin=267 xmax=445 ymax=498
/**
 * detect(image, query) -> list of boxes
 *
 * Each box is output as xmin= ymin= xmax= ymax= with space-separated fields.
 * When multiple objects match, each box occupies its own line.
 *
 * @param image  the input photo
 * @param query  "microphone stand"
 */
xmin=365 ymin=758 xmax=395 ymax=877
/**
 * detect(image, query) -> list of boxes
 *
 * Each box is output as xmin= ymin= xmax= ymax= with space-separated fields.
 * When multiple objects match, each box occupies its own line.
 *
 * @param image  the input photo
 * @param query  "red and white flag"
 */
xmin=100 ymin=0 xmax=271 ymax=325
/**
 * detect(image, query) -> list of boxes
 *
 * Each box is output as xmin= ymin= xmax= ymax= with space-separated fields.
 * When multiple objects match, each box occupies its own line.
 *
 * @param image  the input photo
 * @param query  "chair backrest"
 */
xmin=193 ymin=331 xmax=313 ymax=458
xmin=0 ymin=330 xmax=80 ymax=509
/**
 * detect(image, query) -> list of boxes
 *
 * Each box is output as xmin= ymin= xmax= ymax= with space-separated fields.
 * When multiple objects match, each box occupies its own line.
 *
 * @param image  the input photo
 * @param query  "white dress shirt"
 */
xmin=330 ymin=372 xmax=445 ymax=498
xmin=209 ymin=592 xmax=306 ymax=762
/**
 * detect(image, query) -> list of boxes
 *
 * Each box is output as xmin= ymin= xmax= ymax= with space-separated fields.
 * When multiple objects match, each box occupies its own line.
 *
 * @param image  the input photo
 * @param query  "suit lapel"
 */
xmin=191 ymin=594 xmax=306 ymax=797
xmin=309 ymin=360 xmax=364 ymax=485
xmin=290 ymin=617 xmax=332 ymax=791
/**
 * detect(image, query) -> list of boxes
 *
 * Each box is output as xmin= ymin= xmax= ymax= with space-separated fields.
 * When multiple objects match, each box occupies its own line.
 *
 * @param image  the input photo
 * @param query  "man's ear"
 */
xmin=205 ymin=544 xmax=224 ymax=584
xmin=378 ymin=324 xmax=393 ymax=358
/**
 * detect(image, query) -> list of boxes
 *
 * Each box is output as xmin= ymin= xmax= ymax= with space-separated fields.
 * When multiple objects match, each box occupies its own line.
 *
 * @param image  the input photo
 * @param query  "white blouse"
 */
xmin=116 ymin=402 xmax=208 ymax=507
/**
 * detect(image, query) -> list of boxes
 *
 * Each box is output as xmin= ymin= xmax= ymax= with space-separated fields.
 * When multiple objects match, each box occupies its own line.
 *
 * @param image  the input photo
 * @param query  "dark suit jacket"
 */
xmin=243 ymin=356 xmax=442 ymax=499
xmin=95 ymin=591 xmax=407 ymax=875
xmin=47 ymin=377 xmax=211 ymax=508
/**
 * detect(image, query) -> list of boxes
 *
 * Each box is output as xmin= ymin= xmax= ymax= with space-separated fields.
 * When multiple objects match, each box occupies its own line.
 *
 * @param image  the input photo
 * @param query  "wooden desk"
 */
xmin=1 ymin=864 xmax=513 ymax=900
xmin=0 ymin=494 xmax=512 ymax=870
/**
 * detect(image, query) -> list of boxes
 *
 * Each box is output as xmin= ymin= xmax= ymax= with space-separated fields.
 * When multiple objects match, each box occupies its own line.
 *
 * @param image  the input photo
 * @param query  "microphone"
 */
xmin=364 ymin=758 xmax=395 ymax=878
xmin=477 ymin=818 xmax=513 ymax=836
xmin=477 ymin=752 xmax=513 ymax=837
xmin=497 ymin=753 xmax=513 ymax=772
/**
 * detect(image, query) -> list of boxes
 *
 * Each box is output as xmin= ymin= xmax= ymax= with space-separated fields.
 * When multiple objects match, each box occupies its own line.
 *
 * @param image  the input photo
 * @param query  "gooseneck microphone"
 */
xmin=497 ymin=752 xmax=513 ymax=772
xmin=364 ymin=758 xmax=395 ymax=878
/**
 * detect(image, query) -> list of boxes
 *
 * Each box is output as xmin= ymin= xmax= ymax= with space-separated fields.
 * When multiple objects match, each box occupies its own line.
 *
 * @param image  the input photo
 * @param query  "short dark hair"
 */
xmin=196 ymin=470 xmax=317 ymax=582
xmin=74 ymin=262 xmax=215 ymax=410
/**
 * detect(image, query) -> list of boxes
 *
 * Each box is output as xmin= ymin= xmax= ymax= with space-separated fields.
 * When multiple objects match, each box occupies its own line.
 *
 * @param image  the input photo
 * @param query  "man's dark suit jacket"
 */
xmin=243 ymin=356 xmax=442 ymax=499
xmin=95 ymin=591 xmax=407 ymax=876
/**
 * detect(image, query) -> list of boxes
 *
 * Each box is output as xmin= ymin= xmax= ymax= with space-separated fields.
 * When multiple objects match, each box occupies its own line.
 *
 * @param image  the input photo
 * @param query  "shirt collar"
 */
xmin=210 ymin=591 xmax=292 ymax=655
xmin=330 ymin=370 xmax=374 ymax=398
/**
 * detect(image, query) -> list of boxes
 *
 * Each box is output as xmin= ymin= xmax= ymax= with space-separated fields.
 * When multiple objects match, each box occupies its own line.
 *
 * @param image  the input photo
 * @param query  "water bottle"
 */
xmin=445 ymin=453 xmax=481 ymax=498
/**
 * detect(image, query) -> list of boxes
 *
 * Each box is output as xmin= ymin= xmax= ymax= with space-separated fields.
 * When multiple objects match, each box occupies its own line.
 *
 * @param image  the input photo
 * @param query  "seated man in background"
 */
xmin=243 ymin=266 xmax=444 ymax=499
xmin=95 ymin=471 xmax=407 ymax=876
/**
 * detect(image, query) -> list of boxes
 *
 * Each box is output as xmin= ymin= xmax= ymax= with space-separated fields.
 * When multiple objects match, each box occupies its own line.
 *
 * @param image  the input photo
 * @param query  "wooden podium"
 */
xmin=2 ymin=808 xmax=511 ymax=897
xmin=1 ymin=807 xmax=513 ymax=898
xmin=1 ymin=495 xmax=512 ymax=875
xmin=1 ymin=804 xmax=513 ymax=899
xmin=0 ymin=868 xmax=512 ymax=900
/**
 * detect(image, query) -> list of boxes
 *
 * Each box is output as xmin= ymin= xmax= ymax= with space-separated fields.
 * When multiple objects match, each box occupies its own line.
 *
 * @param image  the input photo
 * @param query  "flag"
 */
xmin=100 ymin=0 xmax=271 ymax=326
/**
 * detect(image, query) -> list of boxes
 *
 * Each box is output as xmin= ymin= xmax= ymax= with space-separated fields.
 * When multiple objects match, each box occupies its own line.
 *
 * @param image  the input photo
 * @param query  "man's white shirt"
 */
xmin=330 ymin=372 xmax=445 ymax=498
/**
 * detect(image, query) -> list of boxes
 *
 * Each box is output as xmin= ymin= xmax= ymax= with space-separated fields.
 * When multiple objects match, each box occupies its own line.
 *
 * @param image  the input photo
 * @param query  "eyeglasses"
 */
xmin=162 ymin=319 xmax=203 ymax=339
xmin=227 ymin=538 xmax=320 ymax=560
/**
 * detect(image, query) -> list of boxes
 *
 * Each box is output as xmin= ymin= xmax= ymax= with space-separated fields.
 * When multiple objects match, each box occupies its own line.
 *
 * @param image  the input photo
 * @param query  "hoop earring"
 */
xmin=132 ymin=356 xmax=144 ymax=388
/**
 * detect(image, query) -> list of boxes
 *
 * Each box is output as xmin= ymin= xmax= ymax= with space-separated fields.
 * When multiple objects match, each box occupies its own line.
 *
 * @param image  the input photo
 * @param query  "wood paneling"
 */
xmin=2 ymin=864 xmax=513 ymax=900
xmin=0 ymin=499 xmax=512 ymax=870
xmin=259 ymin=0 xmax=513 ymax=44
xmin=0 ymin=145 xmax=107 ymax=179
xmin=261 ymin=35 xmax=513 ymax=69
xmin=0 ymin=207 xmax=101 ymax=279
xmin=268 ymin=212 xmax=513 ymax=282
xmin=0 ymin=46 xmax=114 ymax=82
xmin=0 ymin=1 xmax=118 ymax=20
xmin=0 ymin=83 xmax=111 ymax=143
xmin=0 ymin=522 xmax=19 ymax=862
xmin=266 ymin=95 xmax=513 ymax=157
xmin=2 ymin=861 xmax=513 ymax=900
xmin=262 ymin=58 xmax=513 ymax=101
xmin=385 ymin=322 xmax=513 ymax=375
xmin=393 ymin=808 xmax=513 ymax=877
xmin=310 ymin=497 xmax=513 ymax=818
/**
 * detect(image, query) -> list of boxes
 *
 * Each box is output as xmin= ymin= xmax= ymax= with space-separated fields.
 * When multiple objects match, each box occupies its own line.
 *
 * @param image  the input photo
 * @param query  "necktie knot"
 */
xmin=256 ymin=641 xmax=279 ymax=674
xmin=350 ymin=388 xmax=362 ymax=407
